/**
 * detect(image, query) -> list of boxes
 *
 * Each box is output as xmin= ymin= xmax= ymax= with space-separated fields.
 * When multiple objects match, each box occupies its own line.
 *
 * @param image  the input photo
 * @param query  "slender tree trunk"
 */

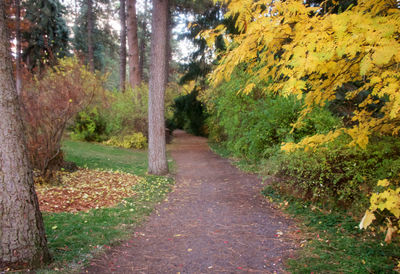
xmin=15 ymin=0 xmax=21 ymax=95
xmin=165 ymin=6 xmax=172 ymax=86
xmin=0 ymin=3 xmax=51 ymax=269
xmin=119 ymin=0 xmax=127 ymax=92
xmin=148 ymin=0 xmax=169 ymax=175
xmin=138 ymin=0 xmax=148 ymax=81
xmin=127 ymin=0 xmax=141 ymax=90
xmin=87 ymin=0 xmax=94 ymax=72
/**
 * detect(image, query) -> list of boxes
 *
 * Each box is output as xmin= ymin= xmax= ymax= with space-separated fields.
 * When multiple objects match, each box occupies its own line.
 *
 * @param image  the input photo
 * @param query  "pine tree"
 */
xmin=0 ymin=1 xmax=51 ymax=269
xmin=127 ymin=0 xmax=141 ymax=89
xmin=148 ymin=0 xmax=169 ymax=175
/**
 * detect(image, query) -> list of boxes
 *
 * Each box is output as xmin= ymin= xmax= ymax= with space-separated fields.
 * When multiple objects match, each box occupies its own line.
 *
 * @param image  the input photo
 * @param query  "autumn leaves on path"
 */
xmin=85 ymin=130 xmax=296 ymax=273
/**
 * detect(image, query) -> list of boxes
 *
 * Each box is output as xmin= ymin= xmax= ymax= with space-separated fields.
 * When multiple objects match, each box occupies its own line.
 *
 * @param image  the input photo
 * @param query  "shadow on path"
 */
xmin=84 ymin=130 xmax=297 ymax=273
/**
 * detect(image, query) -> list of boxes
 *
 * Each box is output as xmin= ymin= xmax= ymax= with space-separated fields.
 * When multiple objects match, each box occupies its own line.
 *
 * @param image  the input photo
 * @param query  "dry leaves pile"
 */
xmin=35 ymin=169 xmax=139 ymax=213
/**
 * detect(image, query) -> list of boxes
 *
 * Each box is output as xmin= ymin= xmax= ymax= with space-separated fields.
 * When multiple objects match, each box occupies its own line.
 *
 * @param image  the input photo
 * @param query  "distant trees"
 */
xmin=72 ymin=0 xmax=119 ymax=74
xmin=120 ymin=0 xmax=127 ymax=91
xmin=0 ymin=2 xmax=50 ymax=268
xmin=87 ymin=0 xmax=94 ymax=71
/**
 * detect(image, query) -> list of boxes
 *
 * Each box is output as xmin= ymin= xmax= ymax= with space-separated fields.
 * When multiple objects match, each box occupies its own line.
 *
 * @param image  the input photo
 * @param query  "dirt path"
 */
xmin=85 ymin=130 xmax=297 ymax=273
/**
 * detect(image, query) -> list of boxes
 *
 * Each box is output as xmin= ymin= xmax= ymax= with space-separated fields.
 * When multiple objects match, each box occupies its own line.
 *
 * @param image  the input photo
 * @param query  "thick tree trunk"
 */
xmin=15 ymin=0 xmax=22 ymax=95
xmin=119 ymin=0 xmax=127 ymax=92
xmin=0 ymin=3 xmax=50 ymax=269
xmin=87 ymin=0 xmax=94 ymax=72
xmin=127 ymin=0 xmax=141 ymax=90
xmin=148 ymin=0 xmax=169 ymax=175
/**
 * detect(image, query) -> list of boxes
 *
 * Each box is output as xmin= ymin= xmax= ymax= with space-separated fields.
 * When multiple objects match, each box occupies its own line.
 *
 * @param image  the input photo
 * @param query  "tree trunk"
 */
xmin=119 ymin=0 xmax=127 ymax=92
xmin=148 ymin=0 xmax=169 ymax=175
xmin=15 ymin=0 xmax=22 ymax=95
xmin=138 ymin=0 xmax=148 ymax=82
xmin=127 ymin=0 xmax=141 ymax=90
xmin=87 ymin=0 xmax=94 ymax=72
xmin=0 ymin=3 xmax=51 ymax=270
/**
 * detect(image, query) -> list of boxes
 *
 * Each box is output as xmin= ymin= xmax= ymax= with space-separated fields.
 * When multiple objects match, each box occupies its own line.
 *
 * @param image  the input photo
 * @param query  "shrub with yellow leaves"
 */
xmin=360 ymin=178 xmax=400 ymax=243
xmin=103 ymin=132 xmax=147 ymax=149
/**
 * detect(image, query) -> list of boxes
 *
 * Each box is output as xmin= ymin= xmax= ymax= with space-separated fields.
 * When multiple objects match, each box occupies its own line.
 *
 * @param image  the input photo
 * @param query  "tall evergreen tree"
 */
xmin=119 ymin=0 xmax=127 ymax=91
xmin=138 ymin=0 xmax=149 ymax=81
xmin=87 ymin=0 xmax=94 ymax=71
xmin=0 ymin=1 xmax=51 ymax=269
xmin=22 ymin=0 xmax=69 ymax=71
xmin=127 ymin=0 xmax=141 ymax=89
xmin=148 ymin=0 xmax=169 ymax=175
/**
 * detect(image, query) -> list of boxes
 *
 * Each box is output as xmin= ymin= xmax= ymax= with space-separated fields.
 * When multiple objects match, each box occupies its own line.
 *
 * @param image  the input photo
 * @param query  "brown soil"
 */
xmin=84 ymin=130 xmax=297 ymax=273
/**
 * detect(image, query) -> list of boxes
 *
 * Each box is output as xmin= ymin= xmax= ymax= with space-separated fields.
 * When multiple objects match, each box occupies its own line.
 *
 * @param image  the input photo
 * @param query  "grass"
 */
xmin=263 ymin=186 xmax=400 ymax=273
xmin=62 ymin=140 xmax=149 ymax=176
xmin=37 ymin=140 xmax=174 ymax=273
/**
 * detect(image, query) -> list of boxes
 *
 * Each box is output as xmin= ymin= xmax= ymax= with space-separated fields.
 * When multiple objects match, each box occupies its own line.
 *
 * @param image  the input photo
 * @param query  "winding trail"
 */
xmin=85 ymin=130 xmax=297 ymax=273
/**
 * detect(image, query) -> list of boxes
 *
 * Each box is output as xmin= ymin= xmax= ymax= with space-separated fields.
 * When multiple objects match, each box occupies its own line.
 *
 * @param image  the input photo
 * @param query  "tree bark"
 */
xmin=119 ymin=0 xmax=127 ymax=92
xmin=15 ymin=0 xmax=22 ymax=95
xmin=138 ymin=0 xmax=148 ymax=82
xmin=165 ymin=6 xmax=172 ymax=86
xmin=148 ymin=0 xmax=169 ymax=175
xmin=87 ymin=0 xmax=94 ymax=72
xmin=0 ymin=3 xmax=51 ymax=269
xmin=127 ymin=0 xmax=141 ymax=90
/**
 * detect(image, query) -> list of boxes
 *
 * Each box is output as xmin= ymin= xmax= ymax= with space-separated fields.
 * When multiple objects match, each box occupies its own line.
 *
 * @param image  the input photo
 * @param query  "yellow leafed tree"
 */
xmin=205 ymin=0 xmax=400 ymax=149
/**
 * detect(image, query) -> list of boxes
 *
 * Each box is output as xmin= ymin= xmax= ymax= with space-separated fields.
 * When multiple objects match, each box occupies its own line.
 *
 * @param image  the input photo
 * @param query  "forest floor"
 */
xmin=84 ymin=130 xmax=298 ymax=273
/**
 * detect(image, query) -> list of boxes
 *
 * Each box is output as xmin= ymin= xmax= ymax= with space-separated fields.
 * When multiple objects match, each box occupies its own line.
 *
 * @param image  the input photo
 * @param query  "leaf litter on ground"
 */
xmin=35 ymin=168 xmax=139 ymax=212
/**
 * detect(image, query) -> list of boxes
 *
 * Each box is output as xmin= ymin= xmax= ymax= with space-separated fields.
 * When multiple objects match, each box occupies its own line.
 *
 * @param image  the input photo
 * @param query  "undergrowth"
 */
xmin=263 ymin=186 xmax=400 ymax=273
xmin=210 ymin=142 xmax=400 ymax=272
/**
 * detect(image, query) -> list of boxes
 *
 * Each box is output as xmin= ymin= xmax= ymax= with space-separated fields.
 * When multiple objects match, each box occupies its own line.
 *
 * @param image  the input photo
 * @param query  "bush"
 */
xmin=266 ymin=135 xmax=400 ymax=213
xmin=71 ymin=107 xmax=108 ymax=142
xmin=103 ymin=132 xmax=147 ymax=149
xmin=205 ymin=69 xmax=341 ymax=160
xmin=103 ymin=85 xmax=149 ymax=136
xmin=71 ymin=83 xmax=179 ymax=141
xmin=21 ymin=57 xmax=104 ymax=179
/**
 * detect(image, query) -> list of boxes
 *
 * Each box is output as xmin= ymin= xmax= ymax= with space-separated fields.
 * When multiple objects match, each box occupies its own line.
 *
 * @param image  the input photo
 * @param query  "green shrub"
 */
xmin=71 ymin=107 xmax=108 ymax=142
xmin=205 ymin=69 xmax=341 ymax=160
xmin=103 ymin=132 xmax=147 ymax=149
xmin=266 ymin=135 xmax=400 ymax=213
xmin=104 ymin=85 xmax=148 ymax=136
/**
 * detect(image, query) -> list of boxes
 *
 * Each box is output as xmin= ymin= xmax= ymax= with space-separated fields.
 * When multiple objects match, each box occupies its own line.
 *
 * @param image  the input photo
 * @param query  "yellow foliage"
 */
xmin=103 ymin=132 xmax=147 ymax=149
xmin=204 ymin=0 xmax=400 ymax=151
xmin=360 ymin=178 xmax=400 ymax=243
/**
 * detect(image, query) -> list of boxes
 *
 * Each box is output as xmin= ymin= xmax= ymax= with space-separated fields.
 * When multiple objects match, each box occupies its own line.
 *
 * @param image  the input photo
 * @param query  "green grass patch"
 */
xmin=263 ymin=186 xmax=400 ymax=273
xmin=62 ymin=140 xmax=149 ymax=176
xmin=37 ymin=140 xmax=174 ymax=272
